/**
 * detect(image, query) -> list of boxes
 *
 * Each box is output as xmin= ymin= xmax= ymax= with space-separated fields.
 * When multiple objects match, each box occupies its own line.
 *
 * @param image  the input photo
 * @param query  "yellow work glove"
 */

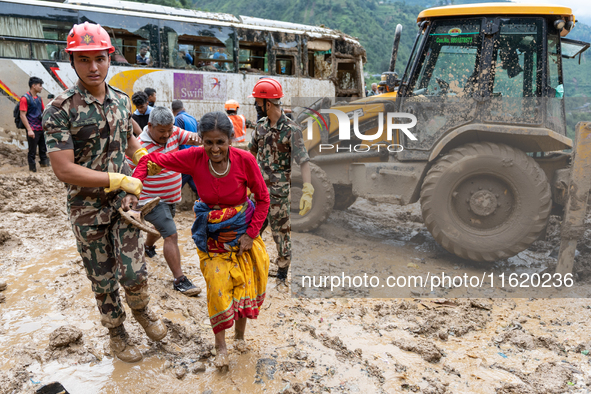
xmin=299 ymin=182 xmax=314 ymax=216
xmin=132 ymin=147 xmax=162 ymax=176
xmin=131 ymin=147 xmax=148 ymax=165
xmin=105 ymin=173 xmax=143 ymax=197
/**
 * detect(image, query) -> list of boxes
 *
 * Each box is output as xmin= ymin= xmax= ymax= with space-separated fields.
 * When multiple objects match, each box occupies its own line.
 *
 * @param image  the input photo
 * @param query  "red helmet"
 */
xmin=224 ymin=99 xmax=239 ymax=111
xmin=249 ymin=78 xmax=284 ymax=99
xmin=65 ymin=22 xmax=115 ymax=54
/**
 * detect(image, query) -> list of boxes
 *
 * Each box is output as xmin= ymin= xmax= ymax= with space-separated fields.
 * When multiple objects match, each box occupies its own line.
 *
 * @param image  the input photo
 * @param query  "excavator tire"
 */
xmin=420 ymin=142 xmax=551 ymax=262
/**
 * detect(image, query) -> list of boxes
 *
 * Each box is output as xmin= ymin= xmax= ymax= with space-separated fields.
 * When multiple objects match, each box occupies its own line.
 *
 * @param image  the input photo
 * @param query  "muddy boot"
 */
xmin=0 ymin=280 xmax=6 ymax=292
xmin=276 ymin=267 xmax=289 ymax=292
xmin=29 ymin=163 xmax=36 ymax=172
xmin=132 ymin=306 xmax=167 ymax=341
xmin=109 ymin=325 xmax=143 ymax=363
xmin=39 ymin=158 xmax=50 ymax=167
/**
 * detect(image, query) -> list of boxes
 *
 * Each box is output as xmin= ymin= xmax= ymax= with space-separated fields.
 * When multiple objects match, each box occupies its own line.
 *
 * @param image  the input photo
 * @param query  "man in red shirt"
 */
xmin=20 ymin=76 xmax=48 ymax=172
xmin=128 ymin=106 xmax=202 ymax=296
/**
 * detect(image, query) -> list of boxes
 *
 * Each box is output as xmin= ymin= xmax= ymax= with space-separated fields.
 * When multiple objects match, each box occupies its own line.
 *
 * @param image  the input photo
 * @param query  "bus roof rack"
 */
xmin=64 ymin=0 xmax=241 ymax=23
xmin=238 ymin=16 xmax=335 ymax=35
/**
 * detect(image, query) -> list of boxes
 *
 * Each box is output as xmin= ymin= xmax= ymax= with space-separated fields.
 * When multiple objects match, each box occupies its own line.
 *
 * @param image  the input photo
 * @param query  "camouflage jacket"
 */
xmin=248 ymin=111 xmax=310 ymax=184
xmin=43 ymin=82 xmax=133 ymax=226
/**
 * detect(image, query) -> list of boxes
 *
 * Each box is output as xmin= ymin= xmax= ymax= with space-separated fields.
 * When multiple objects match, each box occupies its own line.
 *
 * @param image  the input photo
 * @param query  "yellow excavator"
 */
xmin=293 ymin=3 xmax=590 ymax=267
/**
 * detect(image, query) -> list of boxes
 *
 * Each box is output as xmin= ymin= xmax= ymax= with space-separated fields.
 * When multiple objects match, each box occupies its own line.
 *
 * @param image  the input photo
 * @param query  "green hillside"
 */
xmin=129 ymin=0 xmax=591 ymax=96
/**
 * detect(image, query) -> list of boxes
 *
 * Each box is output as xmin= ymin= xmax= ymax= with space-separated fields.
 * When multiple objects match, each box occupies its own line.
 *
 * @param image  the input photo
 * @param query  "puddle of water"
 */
xmin=28 ymin=358 xmax=115 ymax=394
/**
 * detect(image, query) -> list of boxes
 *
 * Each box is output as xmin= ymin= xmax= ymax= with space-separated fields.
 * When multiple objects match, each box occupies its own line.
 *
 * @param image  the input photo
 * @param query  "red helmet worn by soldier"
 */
xmin=65 ymin=22 xmax=115 ymax=54
xmin=249 ymin=78 xmax=284 ymax=99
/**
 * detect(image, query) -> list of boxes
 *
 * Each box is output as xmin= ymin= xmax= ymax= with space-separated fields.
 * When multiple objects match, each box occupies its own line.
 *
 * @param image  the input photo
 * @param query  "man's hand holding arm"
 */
xmin=127 ymin=129 xmax=162 ymax=176
xmin=184 ymin=132 xmax=202 ymax=146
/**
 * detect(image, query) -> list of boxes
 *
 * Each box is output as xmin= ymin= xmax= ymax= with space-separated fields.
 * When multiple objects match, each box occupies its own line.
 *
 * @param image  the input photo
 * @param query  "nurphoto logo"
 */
xmin=304 ymin=108 xmax=418 ymax=152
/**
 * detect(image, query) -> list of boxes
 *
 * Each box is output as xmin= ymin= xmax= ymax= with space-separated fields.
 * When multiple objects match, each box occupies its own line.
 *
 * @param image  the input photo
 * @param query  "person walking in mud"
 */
xmin=133 ymin=111 xmax=270 ymax=370
xmin=128 ymin=106 xmax=201 ymax=296
xmin=42 ymin=22 xmax=167 ymax=363
xmin=248 ymin=78 xmax=314 ymax=291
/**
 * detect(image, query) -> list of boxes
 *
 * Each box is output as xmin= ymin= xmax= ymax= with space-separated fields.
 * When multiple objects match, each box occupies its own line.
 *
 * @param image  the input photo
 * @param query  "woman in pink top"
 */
xmin=134 ymin=112 xmax=270 ymax=370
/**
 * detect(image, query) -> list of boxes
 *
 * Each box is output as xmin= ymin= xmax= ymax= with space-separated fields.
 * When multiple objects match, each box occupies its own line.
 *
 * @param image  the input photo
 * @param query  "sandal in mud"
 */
xmin=118 ymin=197 xmax=160 ymax=237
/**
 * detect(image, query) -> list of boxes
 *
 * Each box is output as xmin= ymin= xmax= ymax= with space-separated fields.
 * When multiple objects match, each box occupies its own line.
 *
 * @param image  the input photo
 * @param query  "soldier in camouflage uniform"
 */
xmin=248 ymin=79 xmax=315 ymax=290
xmin=43 ymin=22 xmax=166 ymax=363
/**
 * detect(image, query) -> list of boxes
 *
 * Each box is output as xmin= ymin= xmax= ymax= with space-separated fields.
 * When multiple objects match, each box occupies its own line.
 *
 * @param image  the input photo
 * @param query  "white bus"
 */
xmin=0 ymin=0 xmax=366 ymax=147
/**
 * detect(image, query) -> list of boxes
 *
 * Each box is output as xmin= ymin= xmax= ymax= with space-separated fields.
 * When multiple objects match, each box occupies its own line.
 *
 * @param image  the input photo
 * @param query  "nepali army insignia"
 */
xmin=81 ymin=34 xmax=94 ymax=45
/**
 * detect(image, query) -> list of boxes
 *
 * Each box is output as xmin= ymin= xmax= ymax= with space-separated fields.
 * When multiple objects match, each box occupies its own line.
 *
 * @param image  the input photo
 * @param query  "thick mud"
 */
xmin=1 ymin=148 xmax=591 ymax=393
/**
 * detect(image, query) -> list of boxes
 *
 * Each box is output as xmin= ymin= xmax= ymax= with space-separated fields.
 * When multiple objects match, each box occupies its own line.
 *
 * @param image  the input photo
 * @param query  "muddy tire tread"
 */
xmin=420 ymin=142 xmax=551 ymax=262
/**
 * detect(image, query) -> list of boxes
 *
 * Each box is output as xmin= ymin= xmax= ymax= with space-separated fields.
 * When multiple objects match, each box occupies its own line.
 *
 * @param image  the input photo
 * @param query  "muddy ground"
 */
xmin=1 ymin=144 xmax=591 ymax=394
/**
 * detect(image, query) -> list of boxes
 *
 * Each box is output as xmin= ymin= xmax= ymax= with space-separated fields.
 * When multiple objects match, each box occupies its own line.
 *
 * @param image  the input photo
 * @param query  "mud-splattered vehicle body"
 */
xmin=293 ymin=3 xmax=590 ymax=262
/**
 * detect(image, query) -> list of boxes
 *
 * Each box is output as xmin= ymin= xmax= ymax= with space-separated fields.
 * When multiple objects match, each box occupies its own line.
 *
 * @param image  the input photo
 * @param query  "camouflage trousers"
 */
xmin=71 ymin=208 xmax=149 ymax=329
xmin=267 ymin=182 xmax=291 ymax=269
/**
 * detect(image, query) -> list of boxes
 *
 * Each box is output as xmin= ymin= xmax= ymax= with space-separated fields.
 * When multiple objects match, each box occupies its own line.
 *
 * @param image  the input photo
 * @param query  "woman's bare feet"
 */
xmin=214 ymin=330 xmax=229 ymax=371
xmin=214 ymin=350 xmax=229 ymax=371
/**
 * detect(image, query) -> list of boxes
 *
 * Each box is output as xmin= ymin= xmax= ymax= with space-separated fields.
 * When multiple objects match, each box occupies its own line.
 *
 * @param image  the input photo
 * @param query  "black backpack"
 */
xmin=13 ymin=94 xmax=30 ymax=129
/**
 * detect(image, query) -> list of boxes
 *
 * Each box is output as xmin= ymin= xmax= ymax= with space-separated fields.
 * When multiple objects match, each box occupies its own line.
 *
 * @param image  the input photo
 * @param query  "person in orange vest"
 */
xmin=224 ymin=99 xmax=255 ymax=143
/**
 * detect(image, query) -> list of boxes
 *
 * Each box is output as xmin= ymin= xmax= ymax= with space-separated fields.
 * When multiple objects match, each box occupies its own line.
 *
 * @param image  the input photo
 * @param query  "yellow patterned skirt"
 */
xmin=198 ymin=236 xmax=269 ymax=334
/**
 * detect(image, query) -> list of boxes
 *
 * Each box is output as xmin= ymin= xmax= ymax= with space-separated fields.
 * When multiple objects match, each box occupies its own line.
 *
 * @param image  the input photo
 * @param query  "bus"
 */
xmin=0 ymin=0 xmax=366 ymax=147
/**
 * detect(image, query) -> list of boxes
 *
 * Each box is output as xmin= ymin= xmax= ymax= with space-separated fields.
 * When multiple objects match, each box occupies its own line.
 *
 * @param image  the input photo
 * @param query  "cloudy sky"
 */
xmin=512 ymin=0 xmax=591 ymax=24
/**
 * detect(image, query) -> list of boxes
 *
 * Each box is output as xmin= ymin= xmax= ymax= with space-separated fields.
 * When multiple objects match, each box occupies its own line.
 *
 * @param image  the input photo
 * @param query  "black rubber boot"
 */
xmin=276 ymin=267 xmax=288 ymax=281
xmin=29 ymin=163 xmax=36 ymax=172
xmin=40 ymin=158 xmax=50 ymax=167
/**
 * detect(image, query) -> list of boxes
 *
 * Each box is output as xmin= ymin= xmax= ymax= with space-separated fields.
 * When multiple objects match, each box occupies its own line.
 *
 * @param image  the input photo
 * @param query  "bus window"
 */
xmin=79 ymin=12 xmax=159 ymax=67
xmin=276 ymin=55 xmax=295 ymax=75
xmin=337 ymin=61 xmax=357 ymax=90
xmin=160 ymin=21 xmax=234 ymax=72
xmin=0 ymin=16 xmax=70 ymax=60
xmin=314 ymin=50 xmax=332 ymax=79
xmin=239 ymin=42 xmax=267 ymax=73
xmin=308 ymin=40 xmax=332 ymax=79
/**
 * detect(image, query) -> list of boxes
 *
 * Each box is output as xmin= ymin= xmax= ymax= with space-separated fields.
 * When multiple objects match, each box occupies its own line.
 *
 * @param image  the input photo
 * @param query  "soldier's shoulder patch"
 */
xmin=285 ymin=117 xmax=303 ymax=132
xmin=51 ymin=88 xmax=76 ymax=109
xmin=109 ymin=85 xmax=129 ymax=98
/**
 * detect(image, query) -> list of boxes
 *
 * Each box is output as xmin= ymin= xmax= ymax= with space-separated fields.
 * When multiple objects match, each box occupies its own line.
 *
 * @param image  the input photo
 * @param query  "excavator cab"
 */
xmin=396 ymin=6 xmax=589 ymax=159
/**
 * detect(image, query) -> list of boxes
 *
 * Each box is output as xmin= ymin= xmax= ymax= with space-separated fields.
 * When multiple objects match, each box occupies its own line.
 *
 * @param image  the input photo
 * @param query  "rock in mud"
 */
xmin=420 ymin=376 xmax=449 ymax=394
xmin=49 ymin=325 xmax=83 ymax=348
xmin=290 ymin=349 xmax=308 ymax=360
xmin=393 ymin=339 xmax=443 ymax=363
xmin=496 ymin=383 xmax=535 ymax=394
xmin=174 ymin=367 xmax=187 ymax=380
xmin=498 ymin=330 xmax=537 ymax=350
xmin=470 ymin=299 xmax=492 ymax=310
xmin=527 ymin=361 xmax=573 ymax=394
xmin=190 ymin=362 xmax=206 ymax=374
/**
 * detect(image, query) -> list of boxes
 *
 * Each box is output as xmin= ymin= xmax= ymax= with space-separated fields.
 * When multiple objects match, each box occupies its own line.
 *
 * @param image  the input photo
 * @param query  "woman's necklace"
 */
xmin=209 ymin=159 xmax=230 ymax=177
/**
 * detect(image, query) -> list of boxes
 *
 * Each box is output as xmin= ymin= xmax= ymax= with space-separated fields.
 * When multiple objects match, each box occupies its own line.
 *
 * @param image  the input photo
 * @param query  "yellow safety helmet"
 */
xmin=224 ymin=99 xmax=239 ymax=111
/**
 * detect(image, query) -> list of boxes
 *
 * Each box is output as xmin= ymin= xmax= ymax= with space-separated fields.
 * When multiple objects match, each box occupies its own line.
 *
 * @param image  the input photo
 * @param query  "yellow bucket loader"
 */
xmin=293 ymin=3 xmax=590 ymax=265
